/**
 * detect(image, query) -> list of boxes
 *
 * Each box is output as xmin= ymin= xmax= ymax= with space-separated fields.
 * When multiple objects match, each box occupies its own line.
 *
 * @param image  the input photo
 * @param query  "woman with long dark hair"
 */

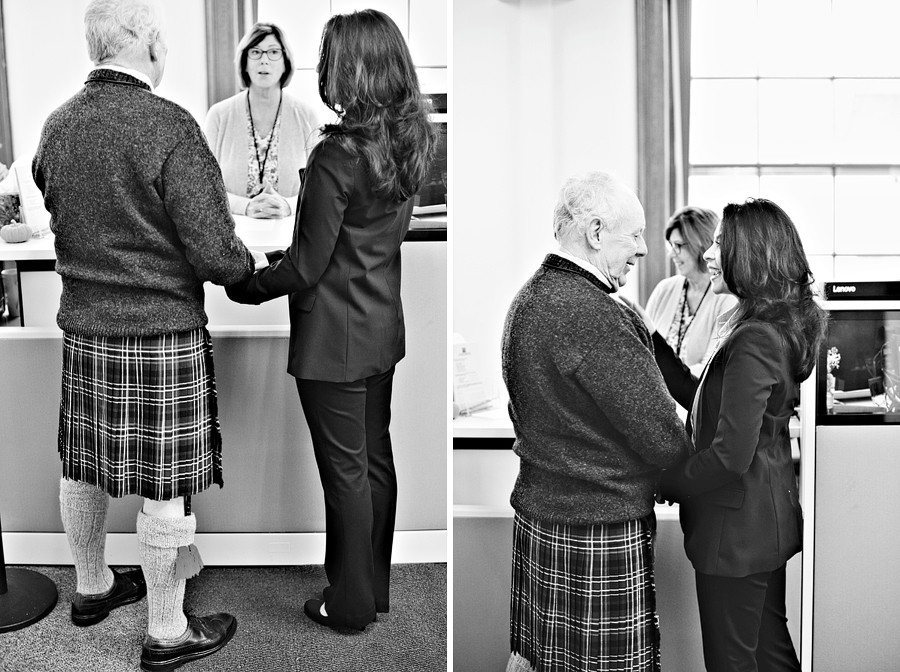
xmin=648 ymin=198 xmax=827 ymax=670
xmin=227 ymin=9 xmax=437 ymax=631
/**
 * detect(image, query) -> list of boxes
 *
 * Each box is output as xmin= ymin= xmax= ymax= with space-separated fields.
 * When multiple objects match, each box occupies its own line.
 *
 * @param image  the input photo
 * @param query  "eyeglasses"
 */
xmin=667 ymin=241 xmax=685 ymax=255
xmin=248 ymin=47 xmax=283 ymax=61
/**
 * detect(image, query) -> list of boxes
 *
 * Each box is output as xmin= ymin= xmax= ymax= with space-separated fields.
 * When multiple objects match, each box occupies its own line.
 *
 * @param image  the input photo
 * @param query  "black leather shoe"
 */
xmin=71 ymin=568 xmax=147 ymax=626
xmin=140 ymin=613 xmax=237 ymax=672
xmin=303 ymin=598 xmax=369 ymax=631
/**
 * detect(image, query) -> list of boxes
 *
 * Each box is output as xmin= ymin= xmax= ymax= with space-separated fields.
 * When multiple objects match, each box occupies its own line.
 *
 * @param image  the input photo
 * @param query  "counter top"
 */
xmin=454 ymin=398 xmax=802 ymax=450
xmin=453 ymin=502 xmax=682 ymax=522
xmin=453 ymin=403 xmax=514 ymax=439
xmin=0 ymin=214 xmax=446 ymax=261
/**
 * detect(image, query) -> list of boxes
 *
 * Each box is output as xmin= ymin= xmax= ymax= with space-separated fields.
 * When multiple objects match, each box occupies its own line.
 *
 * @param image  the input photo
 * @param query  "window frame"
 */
xmin=687 ymin=3 xmax=900 ymax=278
xmin=0 ymin=3 xmax=13 ymax=167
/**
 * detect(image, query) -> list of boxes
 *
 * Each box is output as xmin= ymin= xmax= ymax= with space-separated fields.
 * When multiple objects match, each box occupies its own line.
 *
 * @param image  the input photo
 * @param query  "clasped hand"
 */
xmin=246 ymin=182 xmax=291 ymax=219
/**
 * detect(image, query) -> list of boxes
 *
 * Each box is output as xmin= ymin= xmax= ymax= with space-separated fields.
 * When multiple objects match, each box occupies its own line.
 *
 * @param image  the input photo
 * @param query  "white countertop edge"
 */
xmin=453 ymin=503 xmax=681 ymax=522
xmin=0 ymin=245 xmax=56 ymax=261
xmin=0 ymin=324 xmax=292 ymax=339
xmin=0 ymin=216 xmax=446 ymax=262
xmin=208 ymin=324 xmax=290 ymax=338
xmin=453 ymin=426 xmax=516 ymax=439
xmin=0 ymin=326 xmax=63 ymax=339
xmin=454 ymin=409 xmax=801 ymax=441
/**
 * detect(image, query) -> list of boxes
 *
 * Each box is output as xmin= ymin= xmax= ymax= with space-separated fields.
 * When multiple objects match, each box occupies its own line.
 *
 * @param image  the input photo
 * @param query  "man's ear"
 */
xmin=586 ymin=218 xmax=604 ymax=250
xmin=149 ymin=36 xmax=161 ymax=63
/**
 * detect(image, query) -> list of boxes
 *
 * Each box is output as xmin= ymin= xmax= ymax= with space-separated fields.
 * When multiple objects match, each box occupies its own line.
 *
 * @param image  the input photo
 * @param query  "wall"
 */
xmin=453 ymin=0 xmax=639 ymax=397
xmin=3 ymin=0 xmax=208 ymax=160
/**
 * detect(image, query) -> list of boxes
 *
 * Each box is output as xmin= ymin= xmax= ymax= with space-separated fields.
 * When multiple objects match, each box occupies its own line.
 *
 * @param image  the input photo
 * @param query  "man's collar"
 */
xmin=89 ymin=65 xmax=154 ymax=91
xmin=551 ymin=248 xmax=615 ymax=291
xmin=542 ymin=253 xmax=614 ymax=294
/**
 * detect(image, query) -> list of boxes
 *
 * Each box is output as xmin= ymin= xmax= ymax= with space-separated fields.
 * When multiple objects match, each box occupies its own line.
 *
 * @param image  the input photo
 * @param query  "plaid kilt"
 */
xmin=510 ymin=511 xmax=660 ymax=672
xmin=58 ymin=328 xmax=223 ymax=500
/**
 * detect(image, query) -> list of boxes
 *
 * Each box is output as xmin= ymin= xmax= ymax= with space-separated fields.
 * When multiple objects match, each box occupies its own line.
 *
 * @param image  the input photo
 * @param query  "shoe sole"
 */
xmin=139 ymin=617 xmax=238 ymax=672
xmin=71 ymin=587 xmax=148 ymax=627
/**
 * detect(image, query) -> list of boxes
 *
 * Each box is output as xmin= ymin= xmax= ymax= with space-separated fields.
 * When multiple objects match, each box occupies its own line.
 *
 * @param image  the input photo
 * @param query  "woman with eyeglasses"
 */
xmin=645 ymin=206 xmax=737 ymax=377
xmin=204 ymin=22 xmax=320 ymax=219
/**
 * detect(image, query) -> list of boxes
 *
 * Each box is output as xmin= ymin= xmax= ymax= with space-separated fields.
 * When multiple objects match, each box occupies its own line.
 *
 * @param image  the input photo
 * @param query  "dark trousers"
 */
xmin=695 ymin=565 xmax=800 ymax=672
xmin=296 ymin=366 xmax=397 ymax=629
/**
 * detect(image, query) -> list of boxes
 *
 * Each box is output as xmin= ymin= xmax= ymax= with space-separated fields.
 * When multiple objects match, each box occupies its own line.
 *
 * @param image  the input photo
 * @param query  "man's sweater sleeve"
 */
xmin=160 ymin=125 xmax=254 ymax=286
xmin=574 ymin=309 xmax=693 ymax=469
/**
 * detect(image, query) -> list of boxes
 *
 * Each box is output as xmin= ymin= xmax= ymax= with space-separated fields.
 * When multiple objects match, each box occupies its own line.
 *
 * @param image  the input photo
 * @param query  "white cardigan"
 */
xmin=203 ymin=90 xmax=320 ymax=215
xmin=645 ymin=274 xmax=738 ymax=377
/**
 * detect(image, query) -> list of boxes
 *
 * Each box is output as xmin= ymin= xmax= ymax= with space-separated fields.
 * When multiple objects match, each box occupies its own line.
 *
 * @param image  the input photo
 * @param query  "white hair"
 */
xmin=552 ymin=171 xmax=633 ymax=242
xmin=84 ymin=0 xmax=165 ymax=64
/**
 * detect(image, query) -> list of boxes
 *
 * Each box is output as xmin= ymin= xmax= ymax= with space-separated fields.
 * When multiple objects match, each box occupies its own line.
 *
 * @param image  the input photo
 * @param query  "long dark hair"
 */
xmin=317 ymin=9 xmax=438 ymax=202
xmin=720 ymin=198 xmax=827 ymax=381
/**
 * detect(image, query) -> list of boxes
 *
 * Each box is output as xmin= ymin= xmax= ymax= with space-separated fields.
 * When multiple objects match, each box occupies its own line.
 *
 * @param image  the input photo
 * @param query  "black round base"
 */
xmin=0 ymin=568 xmax=58 ymax=633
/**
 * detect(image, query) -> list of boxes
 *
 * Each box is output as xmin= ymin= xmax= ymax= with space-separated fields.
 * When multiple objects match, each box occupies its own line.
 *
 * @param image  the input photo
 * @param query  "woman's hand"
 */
xmin=246 ymin=183 xmax=291 ymax=219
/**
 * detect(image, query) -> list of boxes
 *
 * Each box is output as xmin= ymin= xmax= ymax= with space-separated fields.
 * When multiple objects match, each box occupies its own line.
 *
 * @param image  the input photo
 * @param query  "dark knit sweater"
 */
xmin=32 ymin=69 xmax=254 ymax=337
xmin=501 ymin=254 xmax=693 ymax=525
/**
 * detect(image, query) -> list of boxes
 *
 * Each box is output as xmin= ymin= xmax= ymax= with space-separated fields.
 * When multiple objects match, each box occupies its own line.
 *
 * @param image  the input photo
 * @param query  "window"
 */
xmin=688 ymin=0 xmax=900 ymax=284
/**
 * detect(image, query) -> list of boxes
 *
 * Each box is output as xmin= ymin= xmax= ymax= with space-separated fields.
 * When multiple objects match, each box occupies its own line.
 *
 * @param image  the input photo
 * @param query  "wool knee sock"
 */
xmin=506 ymin=653 xmax=536 ymax=672
xmin=59 ymin=477 xmax=114 ymax=596
xmin=137 ymin=510 xmax=194 ymax=640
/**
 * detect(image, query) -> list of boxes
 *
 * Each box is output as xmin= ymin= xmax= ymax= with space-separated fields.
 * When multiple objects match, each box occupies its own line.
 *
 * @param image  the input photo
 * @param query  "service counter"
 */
xmin=0 ymin=216 xmax=447 ymax=567
xmin=453 ymin=403 xmax=801 ymax=672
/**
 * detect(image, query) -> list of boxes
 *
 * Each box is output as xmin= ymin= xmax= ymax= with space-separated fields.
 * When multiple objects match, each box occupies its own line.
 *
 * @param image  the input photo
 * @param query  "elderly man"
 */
xmin=501 ymin=171 xmax=693 ymax=672
xmin=32 ymin=1 xmax=267 ymax=670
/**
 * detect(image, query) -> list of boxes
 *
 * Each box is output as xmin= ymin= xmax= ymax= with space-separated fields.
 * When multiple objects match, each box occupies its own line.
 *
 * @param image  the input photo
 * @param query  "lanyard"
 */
xmin=676 ymin=279 xmax=711 ymax=356
xmin=247 ymin=91 xmax=283 ymax=188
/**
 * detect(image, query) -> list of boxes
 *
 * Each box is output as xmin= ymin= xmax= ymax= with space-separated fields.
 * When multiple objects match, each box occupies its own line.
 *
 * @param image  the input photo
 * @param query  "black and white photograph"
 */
xmin=3 ymin=0 xmax=900 ymax=671
xmin=0 ymin=1 xmax=446 ymax=670
xmin=452 ymin=1 xmax=900 ymax=671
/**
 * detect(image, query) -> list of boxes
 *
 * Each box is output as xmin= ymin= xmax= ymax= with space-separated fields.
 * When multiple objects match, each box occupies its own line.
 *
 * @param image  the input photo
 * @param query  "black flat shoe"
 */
xmin=303 ymin=598 xmax=368 ymax=632
xmin=71 ymin=568 xmax=147 ymax=626
xmin=140 ymin=613 xmax=237 ymax=672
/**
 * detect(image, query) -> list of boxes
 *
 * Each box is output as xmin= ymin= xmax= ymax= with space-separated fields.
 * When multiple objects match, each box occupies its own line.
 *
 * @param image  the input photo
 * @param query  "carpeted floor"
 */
xmin=0 ymin=563 xmax=447 ymax=672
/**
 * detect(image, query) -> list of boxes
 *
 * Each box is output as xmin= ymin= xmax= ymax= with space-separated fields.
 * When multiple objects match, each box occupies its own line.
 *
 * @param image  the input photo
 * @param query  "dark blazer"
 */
xmin=227 ymin=136 xmax=411 ymax=382
xmin=656 ymin=321 xmax=803 ymax=577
